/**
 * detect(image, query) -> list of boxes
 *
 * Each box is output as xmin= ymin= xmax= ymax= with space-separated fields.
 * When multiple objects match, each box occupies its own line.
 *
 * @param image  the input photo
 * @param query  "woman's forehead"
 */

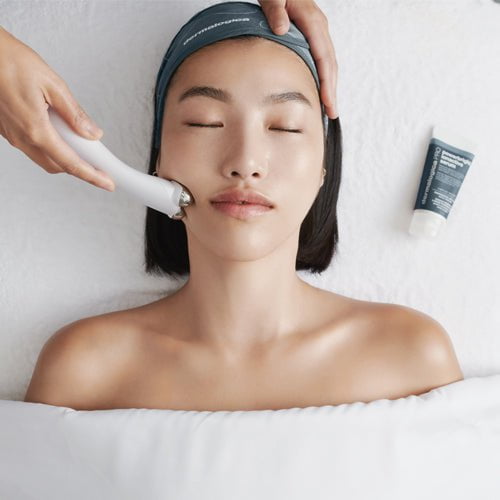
xmin=166 ymin=41 xmax=318 ymax=105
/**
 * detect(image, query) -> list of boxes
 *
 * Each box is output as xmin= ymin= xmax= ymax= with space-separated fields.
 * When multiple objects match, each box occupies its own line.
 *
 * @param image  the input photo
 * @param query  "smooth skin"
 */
xmin=0 ymin=0 xmax=338 ymax=192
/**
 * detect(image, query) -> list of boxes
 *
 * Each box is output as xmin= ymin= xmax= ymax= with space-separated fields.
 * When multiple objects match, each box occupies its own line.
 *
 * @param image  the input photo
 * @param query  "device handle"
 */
xmin=48 ymin=108 xmax=189 ymax=218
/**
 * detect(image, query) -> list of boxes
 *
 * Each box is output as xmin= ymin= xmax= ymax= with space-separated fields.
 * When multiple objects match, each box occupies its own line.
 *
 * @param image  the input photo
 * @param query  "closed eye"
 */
xmin=186 ymin=123 xmax=302 ymax=133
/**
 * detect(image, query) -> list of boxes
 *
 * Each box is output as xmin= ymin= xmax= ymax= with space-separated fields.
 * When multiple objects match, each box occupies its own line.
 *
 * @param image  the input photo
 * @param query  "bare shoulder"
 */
xmin=341 ymin=299 xmax=464 ymax=401
xmin=23 ymin=312 xmax=141 ymax=410
xmin=378 ymin=302 xmax=464 ymax=392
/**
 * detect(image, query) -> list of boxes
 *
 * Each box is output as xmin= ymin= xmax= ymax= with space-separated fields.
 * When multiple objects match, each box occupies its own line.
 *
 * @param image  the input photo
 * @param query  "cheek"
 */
xmin=273 ymin=142 xmax=324 ymax=207
xmin=284 ymin=177 xmax=322 ymax=231
xmin=158 ymin=131 xmax=196 ymax=178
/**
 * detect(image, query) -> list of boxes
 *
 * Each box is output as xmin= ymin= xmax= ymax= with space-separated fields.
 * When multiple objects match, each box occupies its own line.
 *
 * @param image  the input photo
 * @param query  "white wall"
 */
xmin=1 ymin=0 xmax=499 ymax=400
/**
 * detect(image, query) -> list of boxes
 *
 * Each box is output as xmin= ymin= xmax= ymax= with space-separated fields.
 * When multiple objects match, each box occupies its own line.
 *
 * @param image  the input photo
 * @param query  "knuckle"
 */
xmin=51 ymin=75 xmax=73 ymax=98
xmin=63 ymin=164 xmax=79 ymax=175
xmin=72 ymin=165 xmax=86 ymax=177
xmin=74 ymin=106 xmax=89 ymax=127
xmin=313 ymin=9 xmax=327 ymax=23
xmin=24 ymin=124 xmax=45 ymax=146
xmin=50 ymin=77 xmax=89 ymax=127
xmin=44 ymin=166 xmax=61 ymax=174
xmin=47 ymin=70 xmax=66 ymax=87
xmin=2 ymin=129 xmax=17 ymax=147
xmin=9 ymin=135 xmax=22 ymax=148
xmin=23 ymin=113 xmax=50 ymax=145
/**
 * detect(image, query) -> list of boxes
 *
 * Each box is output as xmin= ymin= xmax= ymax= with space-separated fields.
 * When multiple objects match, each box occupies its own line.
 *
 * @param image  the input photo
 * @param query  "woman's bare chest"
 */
xmin=101 ymin=297 xmax=414 ymax=411
xmin=110 ymin=320 xmax=368 ymax=411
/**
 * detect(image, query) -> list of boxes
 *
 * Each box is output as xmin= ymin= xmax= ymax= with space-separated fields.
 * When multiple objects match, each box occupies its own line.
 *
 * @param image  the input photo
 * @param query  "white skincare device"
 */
xmin=48 ymin=108 xmax=193 ymax=219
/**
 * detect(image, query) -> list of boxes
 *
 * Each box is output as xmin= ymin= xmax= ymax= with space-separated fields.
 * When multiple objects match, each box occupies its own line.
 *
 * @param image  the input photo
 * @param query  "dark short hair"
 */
xmin=144 ymin=35 xmax=343 ymax=278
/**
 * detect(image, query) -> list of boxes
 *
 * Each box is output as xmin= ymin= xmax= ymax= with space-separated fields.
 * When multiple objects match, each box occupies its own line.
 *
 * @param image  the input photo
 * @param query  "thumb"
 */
xmin=43 ymin=78 xmax=103 ymax=140
xmin=258 ymin=0 xmax=289 ymax=34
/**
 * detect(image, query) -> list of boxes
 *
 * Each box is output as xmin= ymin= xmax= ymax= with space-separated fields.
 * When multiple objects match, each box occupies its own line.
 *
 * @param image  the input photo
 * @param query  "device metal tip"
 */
xmin=179 ymin=188 xmax=194 ymax=207
xmin=170 ymin=208 xmax=186 ymax=220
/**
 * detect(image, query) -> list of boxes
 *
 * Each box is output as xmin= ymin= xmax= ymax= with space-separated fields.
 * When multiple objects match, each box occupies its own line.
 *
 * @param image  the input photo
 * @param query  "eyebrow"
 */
xmin=177 ymin=85 xmax=313 ymax=108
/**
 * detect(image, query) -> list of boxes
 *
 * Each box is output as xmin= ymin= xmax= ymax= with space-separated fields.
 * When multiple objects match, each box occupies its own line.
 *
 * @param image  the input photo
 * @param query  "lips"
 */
xmin=211 ymin=200 xmax=272 ymax=220
xmin=210 ymin=188 xmax=274 ymax=208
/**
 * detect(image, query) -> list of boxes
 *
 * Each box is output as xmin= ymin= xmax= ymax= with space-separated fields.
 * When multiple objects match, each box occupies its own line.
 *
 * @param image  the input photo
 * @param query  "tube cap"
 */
xmin=409 ymin=210 xmax=445 ymax=239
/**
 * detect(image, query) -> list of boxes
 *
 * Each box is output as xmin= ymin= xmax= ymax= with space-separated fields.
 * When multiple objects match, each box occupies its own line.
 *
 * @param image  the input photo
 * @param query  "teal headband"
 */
xmin=153 ymin=1 xmax=328 ymax=149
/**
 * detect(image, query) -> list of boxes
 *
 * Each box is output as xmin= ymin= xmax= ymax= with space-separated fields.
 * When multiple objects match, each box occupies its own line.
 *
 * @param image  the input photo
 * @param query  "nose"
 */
xmin=220 ymin=125 xmax=269 ymax=181
xmin=226 ymin=165 xmax=266 ymax=181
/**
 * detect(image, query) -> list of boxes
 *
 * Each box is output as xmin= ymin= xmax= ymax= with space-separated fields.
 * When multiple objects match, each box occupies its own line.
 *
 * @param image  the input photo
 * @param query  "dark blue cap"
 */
xmin=153 ymin=1 xmax=328 ymax=149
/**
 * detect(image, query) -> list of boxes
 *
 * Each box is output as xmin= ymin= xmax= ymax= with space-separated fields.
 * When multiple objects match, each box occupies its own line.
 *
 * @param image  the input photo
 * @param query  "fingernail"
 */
xmin=274 ymin=23 xmax=288 ymax=33
xmin=332 ymin=100 xmax=338 ymax=118
xmin=103 ymin=181 xmax=114 ymax=192
xmin=97 ymin=173 xmax=113 ymax=190
xmin=85 ymin=122 xmax=103 ymax=138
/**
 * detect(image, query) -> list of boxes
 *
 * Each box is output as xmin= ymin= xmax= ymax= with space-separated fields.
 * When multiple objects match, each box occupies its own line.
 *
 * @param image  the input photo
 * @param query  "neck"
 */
xmin=167 ymin=229 xmax=315 ymax=360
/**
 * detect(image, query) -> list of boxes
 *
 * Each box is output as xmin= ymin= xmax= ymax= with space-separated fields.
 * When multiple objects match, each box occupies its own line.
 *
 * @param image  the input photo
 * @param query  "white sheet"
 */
xmin=1 ymin=374 xmax=500 ymax=500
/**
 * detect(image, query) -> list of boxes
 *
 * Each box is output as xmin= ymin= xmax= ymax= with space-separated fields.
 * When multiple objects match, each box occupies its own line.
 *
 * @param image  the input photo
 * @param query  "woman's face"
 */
xmin=157 ymin=37 xmax=325 ymax=262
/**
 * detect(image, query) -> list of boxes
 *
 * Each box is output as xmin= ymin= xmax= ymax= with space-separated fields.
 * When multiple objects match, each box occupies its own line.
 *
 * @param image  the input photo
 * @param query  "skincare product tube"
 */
xmin=409 ymin=126 xmax=477 ymax=238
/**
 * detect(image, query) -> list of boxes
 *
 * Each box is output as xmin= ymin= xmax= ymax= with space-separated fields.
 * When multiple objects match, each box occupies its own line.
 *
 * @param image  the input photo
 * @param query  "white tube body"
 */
xmin=48 ymin=108 xmax=185 ymax=218
xmin=409 ymin=125 xmax=477 ymax=239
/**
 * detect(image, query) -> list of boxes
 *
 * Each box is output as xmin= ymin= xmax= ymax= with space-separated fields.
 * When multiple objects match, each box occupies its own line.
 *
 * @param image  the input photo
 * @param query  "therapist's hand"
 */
xmin=0 ymin=27 xmax=115 ymax=191
xmin=258 ymin=0 xmax=339 ymax=119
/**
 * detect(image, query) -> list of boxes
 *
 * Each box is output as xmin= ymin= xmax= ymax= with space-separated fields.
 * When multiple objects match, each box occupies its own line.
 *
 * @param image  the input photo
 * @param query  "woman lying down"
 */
xmin=24 ymin=2 xmax=463 ymax=412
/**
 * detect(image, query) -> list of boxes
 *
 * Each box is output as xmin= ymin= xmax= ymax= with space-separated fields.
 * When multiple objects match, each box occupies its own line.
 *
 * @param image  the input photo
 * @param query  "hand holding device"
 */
xmin=48 ymin=108 xmax=193 ymax=219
